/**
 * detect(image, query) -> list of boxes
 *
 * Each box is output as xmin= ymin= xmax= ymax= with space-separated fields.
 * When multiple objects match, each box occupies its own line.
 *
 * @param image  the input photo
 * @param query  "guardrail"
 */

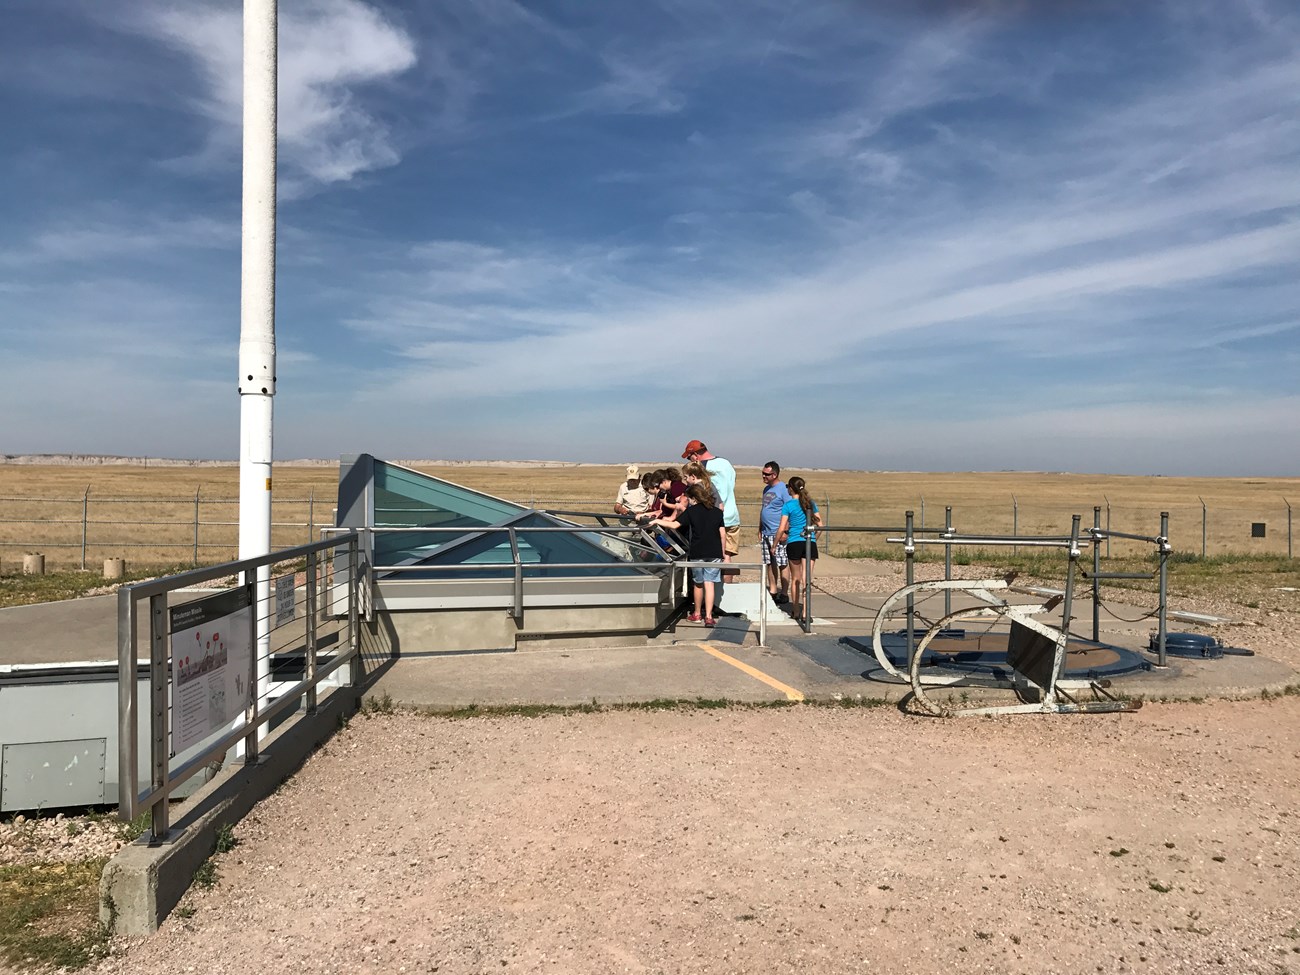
xmin=117 ymin=533 xmax=362 ymax=843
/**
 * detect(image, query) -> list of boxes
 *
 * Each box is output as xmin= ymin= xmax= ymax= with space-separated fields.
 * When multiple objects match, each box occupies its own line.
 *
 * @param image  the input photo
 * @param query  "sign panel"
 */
xmin=169 ymin=588 xmax=252 ymax=756
xmin=275 ymin=573 xmax=297 ymax=625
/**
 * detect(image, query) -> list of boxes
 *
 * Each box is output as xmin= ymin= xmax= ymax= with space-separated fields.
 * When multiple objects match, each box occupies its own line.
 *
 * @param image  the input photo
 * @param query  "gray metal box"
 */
xmin=2 ymin=738 xmax=106 ymax=810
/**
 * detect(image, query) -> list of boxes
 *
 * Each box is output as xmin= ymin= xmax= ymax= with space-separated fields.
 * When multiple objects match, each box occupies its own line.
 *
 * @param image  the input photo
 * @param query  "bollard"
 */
xmin=104 ymin=558 xmax=126 ymax=581
xmin=23 ymin=553 xmax=45 ymax=575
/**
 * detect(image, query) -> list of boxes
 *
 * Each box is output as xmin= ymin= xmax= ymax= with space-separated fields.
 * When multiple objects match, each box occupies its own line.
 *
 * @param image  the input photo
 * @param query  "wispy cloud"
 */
xmin=133 ymin=0 xmax=417 ymax=188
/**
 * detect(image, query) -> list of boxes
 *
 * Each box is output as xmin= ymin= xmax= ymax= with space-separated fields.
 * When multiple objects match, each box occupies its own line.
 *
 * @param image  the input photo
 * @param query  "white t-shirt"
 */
xmin=616 ymin=481 xmax=652 ymax=514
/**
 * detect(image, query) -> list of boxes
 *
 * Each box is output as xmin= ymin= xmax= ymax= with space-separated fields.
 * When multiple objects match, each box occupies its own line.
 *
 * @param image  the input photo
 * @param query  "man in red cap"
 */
xmin=681 ymin=440 xmax=739 ymax=579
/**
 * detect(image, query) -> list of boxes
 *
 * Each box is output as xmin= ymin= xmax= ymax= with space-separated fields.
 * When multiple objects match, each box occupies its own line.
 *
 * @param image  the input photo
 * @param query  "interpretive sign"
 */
xmin=169 ymin=588 xmax=252 ymax=756
xmin=275 ymin=573 xmax=296 ymax=625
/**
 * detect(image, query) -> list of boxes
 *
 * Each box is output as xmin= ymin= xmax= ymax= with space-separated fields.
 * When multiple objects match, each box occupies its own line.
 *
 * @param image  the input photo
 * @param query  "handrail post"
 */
xmin=943 ymin=506 xmax=952 ymax=618
xmin=242 ymin=568 xmax=260 ymax=765
xmin=1092 ymin=506 xmax=1102 ymax=642
xmin=1058 ymin=514 xmax=1081 ymax=680
xmin=1285 ymin=498 xmax=1292 ymax=560
xmin=148 ymin=592 xmax=170 ymax=843
xmin=347 ymin=539 xmax=359 ymax=676
xmin=307 ymin=489 xmax=315 ymax=546
xmin=1104 ymin=495 xmax=1111 ymax=558
xmin=802 ymin=537 xmax=812 ymax=634
xmin=81 ymin=485 xmax=90 ymax=570
xmin=193 ymin=487 xmax=201 ymax=566
xmin=508 ymin=528 xmax=523 ymax=626
xmin=305 ymin=548 xmax=318 ymax=713
xmin=117 ymin=588 xmax=139 ymax=820
xmin=905 ymin=510 xmax=916 ymax=666
xmin=1157 ymin=511 xmax=1170 ymax=668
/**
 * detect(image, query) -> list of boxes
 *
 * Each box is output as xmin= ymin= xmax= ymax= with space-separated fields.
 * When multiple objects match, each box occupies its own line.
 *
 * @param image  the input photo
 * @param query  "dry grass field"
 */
xmin=0 ymin=460 xmax=1297 ymax=571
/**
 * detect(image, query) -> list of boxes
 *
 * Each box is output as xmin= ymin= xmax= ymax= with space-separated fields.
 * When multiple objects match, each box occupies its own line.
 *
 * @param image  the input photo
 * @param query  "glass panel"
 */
xmin=372 ymin=461 xmax=524 ymax=565
xmin=400 ymin=513 xmax=656 ymax=579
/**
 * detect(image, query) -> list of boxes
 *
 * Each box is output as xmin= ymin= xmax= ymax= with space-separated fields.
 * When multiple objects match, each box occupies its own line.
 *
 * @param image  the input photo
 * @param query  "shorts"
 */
xmin=692 ymin=561 xmax=722 ymax=583
xmin=787 ymin=540 xmax=818 ymax=562
xmin=723 ymin=524 xmax=741 ymax=557
xmin=760 ymin=533 xmax=788 ymax=567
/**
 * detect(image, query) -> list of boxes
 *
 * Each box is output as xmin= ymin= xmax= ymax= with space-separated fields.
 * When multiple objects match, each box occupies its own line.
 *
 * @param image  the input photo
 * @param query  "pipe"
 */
xmin=239 ymin=0 xmax=278 ymax=738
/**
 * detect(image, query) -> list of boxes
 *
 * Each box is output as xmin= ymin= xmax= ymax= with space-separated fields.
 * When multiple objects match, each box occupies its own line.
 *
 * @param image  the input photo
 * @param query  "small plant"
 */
xmin=175 ymin=905 xmax=197 ymax=920
xmin=118 ymin=810 xmax=151 ymax=843
xmin=975 ymin=931 xmax=992 ymax=941
xmin=214 ymin=823 xmax=237 ymax=854
xmin=362 ymin=690 xmax=395 ymax=716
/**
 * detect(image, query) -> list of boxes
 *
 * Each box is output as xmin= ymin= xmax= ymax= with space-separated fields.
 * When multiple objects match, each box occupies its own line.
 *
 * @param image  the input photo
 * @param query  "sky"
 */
xmin=1 ymin=0 xmax=1298 ymax=476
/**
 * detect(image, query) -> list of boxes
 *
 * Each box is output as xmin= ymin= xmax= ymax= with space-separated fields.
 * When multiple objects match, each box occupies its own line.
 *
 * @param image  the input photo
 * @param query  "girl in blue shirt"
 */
xmin=776 ymin=476 xmax=822 ymax=613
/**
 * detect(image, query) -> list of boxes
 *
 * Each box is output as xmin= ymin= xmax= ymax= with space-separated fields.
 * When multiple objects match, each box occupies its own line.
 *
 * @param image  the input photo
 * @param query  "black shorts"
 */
xmin=787 ymin=541 xmax=818 ymax=562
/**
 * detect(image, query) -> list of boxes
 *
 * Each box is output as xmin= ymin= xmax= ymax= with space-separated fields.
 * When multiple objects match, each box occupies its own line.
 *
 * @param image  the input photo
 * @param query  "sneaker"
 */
xmin=688 ymin=612 xmax=702 ymax=623
xmin=704 ymin=617 xmax=717 ymax=627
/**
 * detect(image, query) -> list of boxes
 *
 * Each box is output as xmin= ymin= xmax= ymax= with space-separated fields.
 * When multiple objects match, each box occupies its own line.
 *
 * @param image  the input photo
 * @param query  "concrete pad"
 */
xmin=0 ymin=594 xmax=118 ymax=665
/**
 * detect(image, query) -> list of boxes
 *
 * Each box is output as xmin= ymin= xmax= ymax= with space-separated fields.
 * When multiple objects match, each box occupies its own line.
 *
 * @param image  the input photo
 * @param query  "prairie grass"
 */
xmin=1 ymin=461 xmax=1296 ymax=569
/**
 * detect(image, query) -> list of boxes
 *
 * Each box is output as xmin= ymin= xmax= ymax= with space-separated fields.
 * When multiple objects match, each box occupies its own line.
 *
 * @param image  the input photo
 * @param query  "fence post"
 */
xmin=1104 ymin=495 xmax=1111 ymax=559
xmin=1199 ymin=496 xmax=1207 ymax=559
xmin=81 ymin=485 xmax=90 ymax=570
xmin=1286 ymin=498 xmax=1292 ymax=560
xmin=193 ymin=487 xmax=201 ymax=566
xmin=824 ymin=493 xmax=831 ymax=556
xmin=920 ymin=495 xmax=925 ymax=530
xmin=1012 ymin=494 xmax=1018 ymax=556
xmin=307 ymin=489 xmax=315 ymax=546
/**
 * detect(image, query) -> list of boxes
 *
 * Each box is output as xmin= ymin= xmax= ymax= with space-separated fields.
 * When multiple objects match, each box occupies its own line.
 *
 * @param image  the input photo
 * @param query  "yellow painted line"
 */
xmin=696 ymin=643 xmax=805 ymax=701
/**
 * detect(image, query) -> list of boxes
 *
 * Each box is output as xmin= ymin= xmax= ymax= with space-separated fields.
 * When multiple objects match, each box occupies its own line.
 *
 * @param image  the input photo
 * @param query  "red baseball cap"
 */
xmin=681 ymin=439 xmax=705 ymax=459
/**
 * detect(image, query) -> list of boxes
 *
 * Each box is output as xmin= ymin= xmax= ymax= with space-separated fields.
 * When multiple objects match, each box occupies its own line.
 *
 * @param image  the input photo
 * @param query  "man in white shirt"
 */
xmin=614 ymin=464 xmax=651 ymax=516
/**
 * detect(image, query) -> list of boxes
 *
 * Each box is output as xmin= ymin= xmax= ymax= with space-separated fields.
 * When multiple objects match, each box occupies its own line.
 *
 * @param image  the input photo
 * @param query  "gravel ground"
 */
xmin=87 ymin=696 xmax=1300 ymax=975
xmin=0 ymin=814 xmax=126 ymax=868
xmin=7 ymin=554 xmax=1296 ymax=975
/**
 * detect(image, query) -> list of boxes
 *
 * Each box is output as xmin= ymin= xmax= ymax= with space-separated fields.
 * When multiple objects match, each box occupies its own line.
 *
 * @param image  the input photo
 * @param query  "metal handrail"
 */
xmin=118 ymin=532 xmax=361 ymax=842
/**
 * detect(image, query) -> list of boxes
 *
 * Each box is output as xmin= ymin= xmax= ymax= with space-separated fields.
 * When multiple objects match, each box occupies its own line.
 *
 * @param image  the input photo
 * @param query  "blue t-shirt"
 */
xmin=761 ymin=480 xmax=791 ymax=534
xmin=781 ymin=497 xmax=819 ymax=544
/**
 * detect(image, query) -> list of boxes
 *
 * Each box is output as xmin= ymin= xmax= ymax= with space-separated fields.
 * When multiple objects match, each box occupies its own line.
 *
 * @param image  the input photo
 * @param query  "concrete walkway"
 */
xmin=4 ymin=557 xmax=1295 ymax=707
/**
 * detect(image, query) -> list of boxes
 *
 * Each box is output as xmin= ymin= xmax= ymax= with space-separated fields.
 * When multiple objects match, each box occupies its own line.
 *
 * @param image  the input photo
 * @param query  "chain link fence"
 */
xmin=0 ymin=491 xmax=1293 ymax=570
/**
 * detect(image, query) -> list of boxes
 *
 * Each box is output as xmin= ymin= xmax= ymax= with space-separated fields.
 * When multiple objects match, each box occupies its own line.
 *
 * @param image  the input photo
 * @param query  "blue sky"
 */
xmin=2 ymin=0 xmax=1298 ymax=475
